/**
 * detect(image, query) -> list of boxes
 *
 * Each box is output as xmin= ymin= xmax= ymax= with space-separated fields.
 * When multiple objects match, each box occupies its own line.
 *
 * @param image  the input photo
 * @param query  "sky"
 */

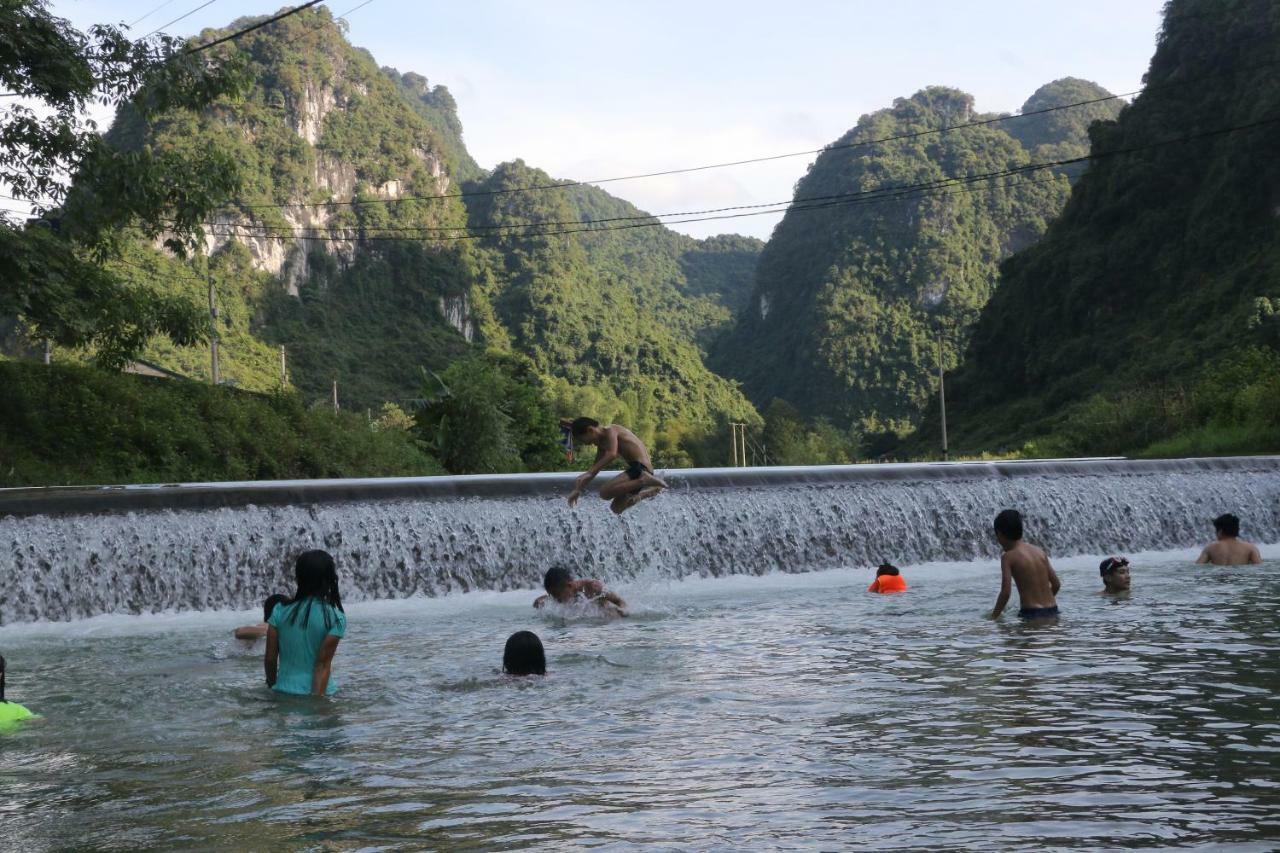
xmin=38 ymin=0 xmax=1168 ymax=239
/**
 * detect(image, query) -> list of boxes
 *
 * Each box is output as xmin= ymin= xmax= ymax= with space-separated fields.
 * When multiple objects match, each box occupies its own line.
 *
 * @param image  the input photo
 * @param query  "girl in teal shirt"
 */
xmin=265 ymin=550 xmax=346 ymax=696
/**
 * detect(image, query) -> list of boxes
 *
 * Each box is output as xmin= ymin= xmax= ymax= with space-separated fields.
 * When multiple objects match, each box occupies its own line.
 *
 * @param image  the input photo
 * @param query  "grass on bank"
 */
xmin=0 ymin=360 xmax=440 ymax=487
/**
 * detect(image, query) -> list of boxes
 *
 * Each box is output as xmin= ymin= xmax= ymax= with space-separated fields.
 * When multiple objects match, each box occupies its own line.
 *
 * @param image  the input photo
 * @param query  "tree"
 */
xmin=0 ymin=0 xmax=245 ymax=365
xmin=413 ymin=354 xmax=562 ymax=474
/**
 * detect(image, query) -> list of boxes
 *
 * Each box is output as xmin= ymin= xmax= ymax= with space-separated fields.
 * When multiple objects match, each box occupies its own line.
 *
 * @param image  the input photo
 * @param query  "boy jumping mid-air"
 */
xmin=564 ymin=417 xmax=668 ymax=515
xmin=990 ymin=508 xmax=1061 ymax=620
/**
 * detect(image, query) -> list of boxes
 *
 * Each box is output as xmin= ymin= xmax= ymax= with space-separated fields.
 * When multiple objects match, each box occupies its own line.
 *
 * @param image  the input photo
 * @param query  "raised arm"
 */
xmin=311 ymin=634 xmax=341 ymax=696
xmin=990 ymin=555 xmax=1012 ymax=619
xmin=264 ymin=626 xmax=280 ymax=688
xmin=568 ymin=431 xmax=620 ymax=506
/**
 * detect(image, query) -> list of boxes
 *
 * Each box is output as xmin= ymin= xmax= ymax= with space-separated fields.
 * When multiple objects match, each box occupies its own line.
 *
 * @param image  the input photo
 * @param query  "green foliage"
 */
xmin=0 ymin=361 xmax=439 ymax=486
xmin=715 ymin=81 xmax=1113 ymax=431
xmin=414 ymin=354 xmax=562 ymax=474
xmin=935 ymin=0 xmax=1280 ymax=458
xmin=382 ymin=67 xmax=483 ymax=182
xmin=1006 ymin=78 xmax=1126 ymax=178
xmin=1015 ymin=349 xmax=1280 ymax=458
xmin=467 ymin=160 xmax=761 ymax=449
xmin=0 ymin=1 xmax=246 ymax=369
xmin=0 ymin=227 xmax=206 ymax=369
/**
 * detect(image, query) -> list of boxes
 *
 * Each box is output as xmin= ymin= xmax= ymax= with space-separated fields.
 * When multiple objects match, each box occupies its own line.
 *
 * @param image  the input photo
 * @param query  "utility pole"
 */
xmin=207 ymin=270 xmax=220 ymax=386
xmin=42 ymin=339 xmax=51 ymax=365
xmin=332 ymin=378 xmax=339 ymax=412
xmin=279 ymin=345 xmax=288 ymax=389
xmin=728 ymin=422 xmax=748 ymax=467
xmin=938 ymin=328 xmax=949 ymax=461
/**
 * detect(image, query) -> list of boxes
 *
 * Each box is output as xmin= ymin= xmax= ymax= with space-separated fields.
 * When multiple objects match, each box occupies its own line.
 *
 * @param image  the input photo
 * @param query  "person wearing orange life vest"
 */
xmin=868 ymin=563 xmax=908 ymax=593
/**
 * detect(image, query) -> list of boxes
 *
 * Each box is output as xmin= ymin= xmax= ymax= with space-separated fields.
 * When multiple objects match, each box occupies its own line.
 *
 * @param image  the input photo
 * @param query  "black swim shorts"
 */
xmin=1018 ymin=606 xmax=1060 ymax=620
xmin=624 ymin=460 xmax=652 ymax=480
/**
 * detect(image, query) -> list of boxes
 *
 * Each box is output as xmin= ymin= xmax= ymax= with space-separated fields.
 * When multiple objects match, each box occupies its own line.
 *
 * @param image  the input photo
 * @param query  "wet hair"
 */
xmin=262 ymin=593 xmax=290 ymax=622
xmin=1099 ymin=556 xmax=1130 ymax=576
xmin=287 ymin=550 xmax=344 ymax=629
xmin=543 ymin=565 xmax=573 ymax=594
xmin=993 ymin=509 xmax=1023 ymax=540
xmin=570 ymin=417 xmax=599 ymax=439
xmin=503 ymin=631 xmax=546 ymax=676
xmin=0 ymin=654 xmax=6 ymax=703
xmin=1213 ymin=513 xmax=1240 ymax=537
xmin=876 ymin=563 xmax=900 ymax=577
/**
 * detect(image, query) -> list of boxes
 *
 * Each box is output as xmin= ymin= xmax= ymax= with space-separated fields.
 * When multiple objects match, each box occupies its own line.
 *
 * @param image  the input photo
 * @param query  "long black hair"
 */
xmin=286 ymin=550 xmax=344 ymax=629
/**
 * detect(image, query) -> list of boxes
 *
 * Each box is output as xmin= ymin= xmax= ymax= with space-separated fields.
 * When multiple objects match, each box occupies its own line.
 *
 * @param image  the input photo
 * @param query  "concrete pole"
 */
xmin=43 ymin=339 xmax=51 ymax=365
xmin=730 ymin=421 xmax=739 ymax=468
xmin=739 ymin=424 xmax=747 ymax=467
xmin=938 ymin=329 xmax=948 ymax=461
xmin=279 ymin=345 xmax=287 ymax=388
xmin=208 ymin=271 xmax=220 ymax=386
xmin=332 ymin=379 xmax=339 ymax=412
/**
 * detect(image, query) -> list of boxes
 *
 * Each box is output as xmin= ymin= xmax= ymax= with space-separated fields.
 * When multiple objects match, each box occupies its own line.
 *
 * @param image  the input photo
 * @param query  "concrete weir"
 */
xmin=1 ymin=456 xmax=1277 ymax=624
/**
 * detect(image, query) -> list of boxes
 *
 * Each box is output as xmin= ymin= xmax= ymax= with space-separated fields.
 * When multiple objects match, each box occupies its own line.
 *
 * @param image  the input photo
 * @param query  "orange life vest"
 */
xmin=868 ymin=574 xmax=908 ymax=593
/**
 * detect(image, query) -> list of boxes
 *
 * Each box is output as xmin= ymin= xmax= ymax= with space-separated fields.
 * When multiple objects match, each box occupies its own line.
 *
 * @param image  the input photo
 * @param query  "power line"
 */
xmin=198 ymin=116 xmax=1280 ymax=242
xmin=184 ymin=0 xmax=328 ymax=54
xmin=230 ymin=54 xmax=1280 ymax=213
xmin=130 ymin=0 xmax=182 ymax=28
xmin=141 ymin=0 xmax=219 ymax=40
xmin=203 ymin=172 xmax=1065 ymax=243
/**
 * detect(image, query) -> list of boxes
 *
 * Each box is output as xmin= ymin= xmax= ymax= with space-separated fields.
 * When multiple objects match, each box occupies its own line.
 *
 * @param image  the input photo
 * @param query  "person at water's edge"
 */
xmin=1196 ymin=513 xmax=1262 ymax=565
xmin=565 ymin=417 xmax=668 ymax=515
xmin=990 ymin=509 xmax=1061 ymax=620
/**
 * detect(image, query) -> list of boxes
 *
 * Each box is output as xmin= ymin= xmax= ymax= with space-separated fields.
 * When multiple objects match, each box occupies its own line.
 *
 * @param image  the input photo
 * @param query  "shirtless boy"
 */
xmin=565 ymin=417 xmax=668 ymax=515
xmin=533 ymin=566 xmax=628 ymax=616
xmin=1196 ymin=513 xmax=1263 ymax=566
xmin=990 ymin=509 xmax=1061 ymax=620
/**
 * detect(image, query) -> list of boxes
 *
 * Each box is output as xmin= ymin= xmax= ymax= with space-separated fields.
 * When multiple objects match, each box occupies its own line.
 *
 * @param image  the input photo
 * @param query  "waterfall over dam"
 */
xmin=1 ymin=457 xmax=1277 ymax=625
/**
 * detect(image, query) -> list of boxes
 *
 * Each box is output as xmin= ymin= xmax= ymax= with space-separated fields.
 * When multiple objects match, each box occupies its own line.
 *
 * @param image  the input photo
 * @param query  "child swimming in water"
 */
xmin=990 ymin=509 xmax=1061 ymax=620
xmin=1098 ymin=556 xmax=1131 ymax=594
xmin=868 ymin=563 xmax=908 ymax=593
xmin=0 ymin=655 xmax=37 ymax=732
xmin=503 ymin=631 xmax=547 ymax=676
xmin=533 ymin=566 xmax=628 ymax=616
xmin=265 ymin=551 xmax=346 ymax=696
xmin=233 ymin=594 xmax=290 ymax=641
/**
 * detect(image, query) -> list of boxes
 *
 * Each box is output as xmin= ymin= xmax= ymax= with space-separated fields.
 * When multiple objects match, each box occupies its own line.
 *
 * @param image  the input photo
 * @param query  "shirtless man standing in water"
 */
xmin=565 ymin=417 xmax=668 ymax=515
xmin=1196 ymin=513 xmax=1263 ymax=565
xmin=990 ymin=508 xmax=1061 ymax=620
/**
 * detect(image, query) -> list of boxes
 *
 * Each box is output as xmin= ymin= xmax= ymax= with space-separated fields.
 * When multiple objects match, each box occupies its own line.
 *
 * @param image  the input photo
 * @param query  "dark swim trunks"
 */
xmin=624 ymin=460 xmax=652 ymax=480
xmin=1018 ymin=606 xmax=1060 ymax=620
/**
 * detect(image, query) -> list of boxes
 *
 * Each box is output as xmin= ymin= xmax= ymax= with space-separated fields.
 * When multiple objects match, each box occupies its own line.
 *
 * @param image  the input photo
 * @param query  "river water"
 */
xmin=1 ymin=549 xmax=1277 ymax=850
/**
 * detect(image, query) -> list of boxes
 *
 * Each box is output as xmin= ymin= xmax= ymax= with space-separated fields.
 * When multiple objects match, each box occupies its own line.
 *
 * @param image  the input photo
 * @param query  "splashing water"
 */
xmin=2 ymin=458 xmax=1277 ymax=624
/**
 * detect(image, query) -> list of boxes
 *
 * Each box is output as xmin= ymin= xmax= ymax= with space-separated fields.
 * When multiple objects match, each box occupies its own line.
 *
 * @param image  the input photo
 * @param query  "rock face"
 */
xmin=714 ymin=81 xmax=1119 ymax=431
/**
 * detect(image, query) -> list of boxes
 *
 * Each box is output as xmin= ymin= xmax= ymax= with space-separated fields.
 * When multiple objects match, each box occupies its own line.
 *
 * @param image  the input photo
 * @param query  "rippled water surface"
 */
xmin=2 ymin=550 xmax=1279 ymax=850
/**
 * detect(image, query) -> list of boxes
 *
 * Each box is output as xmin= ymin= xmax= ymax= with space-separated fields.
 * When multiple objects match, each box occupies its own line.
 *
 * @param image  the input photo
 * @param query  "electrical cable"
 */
xmin=141 ymin=0 xmax=219 ymax=40
xmin=130 ymin=0 xmax=182 ymax=28
xmin=229 ymin=53 xmax=1280 ymax=212
xmin=198 ymin=116 xmax=1280 ymax=242
xmin=184 ymin=0 xmax=328 ymax=54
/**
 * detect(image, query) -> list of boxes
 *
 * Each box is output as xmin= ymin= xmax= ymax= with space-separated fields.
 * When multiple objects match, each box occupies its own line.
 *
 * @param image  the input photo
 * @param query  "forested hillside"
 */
xmin=76 ymin=8 xmax=761 ymax=459
xmin=924 ymin=0 xmax=1280 ymax=457
xmin=714 ymin=82 xmax=1122 ymax=433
